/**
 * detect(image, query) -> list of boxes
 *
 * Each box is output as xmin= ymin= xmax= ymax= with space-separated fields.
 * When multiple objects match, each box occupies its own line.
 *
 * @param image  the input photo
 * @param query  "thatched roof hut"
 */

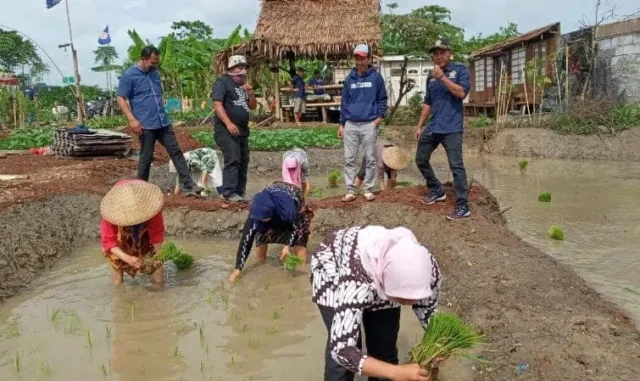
xmin=214 ymin=0 xmax=382 ymax=73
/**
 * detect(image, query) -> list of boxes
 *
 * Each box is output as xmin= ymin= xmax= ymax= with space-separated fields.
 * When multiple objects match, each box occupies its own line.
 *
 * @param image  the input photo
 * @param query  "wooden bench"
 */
xmin=464 ymin=103 xmax=496 ymax=117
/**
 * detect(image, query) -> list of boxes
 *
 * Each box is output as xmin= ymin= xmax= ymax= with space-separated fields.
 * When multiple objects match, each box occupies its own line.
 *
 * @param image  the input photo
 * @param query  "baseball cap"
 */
xmin=228 ymin=55 xmax=248 ymax=69
xmin=428 ymin=39 xmax=452 ymax=53
xmin=353 ymin=44 xmax=369 ymax=57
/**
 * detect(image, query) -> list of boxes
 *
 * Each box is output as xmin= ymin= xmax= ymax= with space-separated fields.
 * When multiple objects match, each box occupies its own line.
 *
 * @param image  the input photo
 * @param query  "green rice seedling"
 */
xmin=200 ymin=361 xmax=205 ymax=374
xmin=130 ymin=302 xmax=137 ymax=321
xmin=50 ymin=309 xmax=60 ymax=322
xmin=85 ymin=329 xmax=93 ymax=349
xmin=548 ymin=225 xmax=565 ymax=241
xmin=241 ymin=323 xmax=249 ymax=333
xmin=221 ymin=293 xmax=230 ymax=309
xmin=247 ymin=300 xmax=257 ymax=310
xmin=268 ymin=323 xmax=279 ymax=335
xmin=272 ymin=310 xmax=280 ymax=320
xmin=198 ymin=322 xmax=206 ymax=349
xmin=40 ymin=360 xmax=52 ymax=377
xmin=518 ymin=159 xmax=529 ymax=170
xmin=283 ymin=255 xmax=303 ymax=273
xmin=173 ymin=253 xmax=194 ymax=270
xmin=245 ymin=376 xmax=254 ymax=381
xmin=158 ymin=241 xmax=195 ymax=270
xmin=396 ymin=181 xmax=413 ymax=187
xmin=308 ymin=187 xmax=324 ymax=198
xmin=105 ymin=325 xmax=112 ymax=339
xmin=249 ymin=338 xmax=261 ymax=350
xmin=139 ymin=365 xmax=147 ymax=376
xmin=173 ymin=346 xmax=181 ymax=357
xmin=230 ymin=353 xmax=238 ymax=366
xmin=6 ymin=322 xmax=20 ymax=337
xmin=14 ymin=351 xmax=21 ymax=373
xmin=206 ymin=290 xmax=216 ymax=304
xmin=287 ymin=292 xmax=293 ymax=299
xmin=409 ymin=312 xmax=484 ymax=377
xmin=99 ymin=364 xmax=108 ymax=377
xmin=538 ymin=192 xmax=552 ymax=202
xmin=327 ymin=169 xmax=341 ymax=189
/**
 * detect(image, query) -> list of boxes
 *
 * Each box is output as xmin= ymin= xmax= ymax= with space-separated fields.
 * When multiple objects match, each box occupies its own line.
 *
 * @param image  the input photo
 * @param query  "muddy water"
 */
xmin=428 ymin=151 xmax=640 ymax=326
xmin=0 ymin=239 xmax=472 ymax=381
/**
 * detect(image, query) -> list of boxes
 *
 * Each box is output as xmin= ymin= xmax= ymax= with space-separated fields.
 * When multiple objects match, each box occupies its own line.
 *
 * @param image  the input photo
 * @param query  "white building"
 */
xmin=333 ymin=55 xmax=434 ymax=106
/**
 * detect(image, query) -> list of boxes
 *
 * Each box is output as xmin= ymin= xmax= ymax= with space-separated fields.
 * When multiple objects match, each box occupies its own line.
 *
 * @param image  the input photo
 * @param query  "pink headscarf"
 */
xmin=282 ymin=156 xmax=302 ymax=187
xmin=358 ymin=226 xmax=434 ymax=301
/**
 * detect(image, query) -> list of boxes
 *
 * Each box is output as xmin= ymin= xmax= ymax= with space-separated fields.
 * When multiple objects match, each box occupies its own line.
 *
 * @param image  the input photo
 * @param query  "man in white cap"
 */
xmin=211 ymin=55 xmax=257 ymax=203
xmin=338 ymin=43 xmax=388 ymax=202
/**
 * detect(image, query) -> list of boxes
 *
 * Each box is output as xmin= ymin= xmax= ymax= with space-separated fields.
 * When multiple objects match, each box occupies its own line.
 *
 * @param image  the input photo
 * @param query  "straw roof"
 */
xmin=469 ymin=22 xmax=560 ymax=59
xmin=214 ymin=0 xmax=382 ymax=73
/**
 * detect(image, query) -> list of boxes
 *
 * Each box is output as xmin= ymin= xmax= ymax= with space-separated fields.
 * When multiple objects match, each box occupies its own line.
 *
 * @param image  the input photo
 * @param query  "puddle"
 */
xmin=427 ymin=152 xmax=640 ymax=326
xmin=0 ymin=238 xmax=472 ymax=381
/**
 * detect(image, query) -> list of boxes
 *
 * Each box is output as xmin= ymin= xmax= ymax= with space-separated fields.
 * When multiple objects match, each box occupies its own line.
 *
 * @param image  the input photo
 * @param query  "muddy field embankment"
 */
xmin=486 ymin=127 xmax=640 ymax=161
xmin=1 ymin=187 xmax=639 ymax=381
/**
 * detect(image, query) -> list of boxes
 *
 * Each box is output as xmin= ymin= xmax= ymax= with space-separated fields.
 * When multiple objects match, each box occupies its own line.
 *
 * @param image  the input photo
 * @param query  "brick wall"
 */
xmin=595 ymin=20 xmax=640 ymax=101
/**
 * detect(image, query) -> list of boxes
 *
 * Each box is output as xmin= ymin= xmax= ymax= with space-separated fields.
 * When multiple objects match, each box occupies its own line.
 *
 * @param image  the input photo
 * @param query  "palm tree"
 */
xmin=92 ymin=46 xmax=120 ymax=94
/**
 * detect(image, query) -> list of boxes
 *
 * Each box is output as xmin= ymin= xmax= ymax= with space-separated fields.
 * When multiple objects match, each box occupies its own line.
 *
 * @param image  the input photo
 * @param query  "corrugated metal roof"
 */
xmin=469 ymin=22 xmax=561 ymax=59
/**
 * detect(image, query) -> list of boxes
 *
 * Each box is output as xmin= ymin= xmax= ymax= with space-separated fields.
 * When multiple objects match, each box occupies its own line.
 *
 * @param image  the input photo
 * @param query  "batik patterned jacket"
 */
xmin=311 ymin=226 xmax=441 ymax=374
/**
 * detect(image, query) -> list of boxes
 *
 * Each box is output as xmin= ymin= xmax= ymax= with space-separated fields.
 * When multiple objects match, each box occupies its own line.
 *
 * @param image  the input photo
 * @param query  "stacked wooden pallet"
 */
xmin=53 ymin=129 xmax=132 ymax=157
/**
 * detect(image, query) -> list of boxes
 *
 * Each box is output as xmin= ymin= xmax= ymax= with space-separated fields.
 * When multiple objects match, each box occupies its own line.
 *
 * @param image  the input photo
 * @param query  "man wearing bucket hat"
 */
xmin=212 ymin=55 xmax=258 ymax=203
xmin=414 ymin=38 xmax=471 ymax=220
xmin=100 ymin=179 xmax=166 ymax=285
xmin=355 ymin=141 xmax=408 ymax=191
xmin=338 ymin=43 xmax=388 ymax=202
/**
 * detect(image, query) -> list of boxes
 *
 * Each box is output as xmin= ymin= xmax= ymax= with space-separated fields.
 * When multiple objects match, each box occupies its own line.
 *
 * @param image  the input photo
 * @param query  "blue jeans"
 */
xmin=415 ymin=131 xmax=469 ymax=207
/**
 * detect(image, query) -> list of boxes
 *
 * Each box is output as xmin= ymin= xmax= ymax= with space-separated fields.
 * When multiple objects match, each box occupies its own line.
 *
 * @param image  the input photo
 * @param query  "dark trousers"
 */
xmin=415 ymin=131 xmax=469 ymax=207
xmin=319 ymin=306 xmax=400 ymax=381
xmin=215 ymin=130 xmax=250 ymax=197
xmin=138 ymin=125 xmax=193 ymax=187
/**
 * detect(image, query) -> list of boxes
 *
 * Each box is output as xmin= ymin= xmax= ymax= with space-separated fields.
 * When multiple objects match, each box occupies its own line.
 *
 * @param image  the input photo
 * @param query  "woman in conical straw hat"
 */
xmin=355 ymin=141 xmax=409 ymax=194
xmin=100 ymin=179 xmax=166 ymax=285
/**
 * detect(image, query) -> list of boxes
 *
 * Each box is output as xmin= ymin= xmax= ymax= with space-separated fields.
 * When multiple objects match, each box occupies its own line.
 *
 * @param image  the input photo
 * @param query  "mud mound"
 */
xmin=488 ymin=127 xmax=640 ymax=161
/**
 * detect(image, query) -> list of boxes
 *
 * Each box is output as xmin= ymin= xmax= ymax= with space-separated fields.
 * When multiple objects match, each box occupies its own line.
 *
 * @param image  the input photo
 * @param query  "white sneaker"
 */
xmin=364 ymin=192 xmax=376 ymax=201
xmin=341 ymin=193 xmax=357 ymax=202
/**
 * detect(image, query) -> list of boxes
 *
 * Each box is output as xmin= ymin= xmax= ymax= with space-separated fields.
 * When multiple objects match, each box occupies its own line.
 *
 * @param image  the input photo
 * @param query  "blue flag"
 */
xmin=46 ymin=0 xmax=62 ymax=8
xmin=98 ymin=26 xmax=111 ymax=45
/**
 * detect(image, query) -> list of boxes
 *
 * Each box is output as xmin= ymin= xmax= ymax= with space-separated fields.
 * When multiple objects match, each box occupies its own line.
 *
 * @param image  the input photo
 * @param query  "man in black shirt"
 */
xmin=212 ymin=55 xmax=258 ymax=202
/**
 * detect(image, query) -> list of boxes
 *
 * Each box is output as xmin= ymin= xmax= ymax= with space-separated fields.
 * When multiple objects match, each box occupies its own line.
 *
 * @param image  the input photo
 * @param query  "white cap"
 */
xmin=228 ymin=55 xmax=248 ymax=69
xmin=353 ymin=44 xmax=369 ymax=57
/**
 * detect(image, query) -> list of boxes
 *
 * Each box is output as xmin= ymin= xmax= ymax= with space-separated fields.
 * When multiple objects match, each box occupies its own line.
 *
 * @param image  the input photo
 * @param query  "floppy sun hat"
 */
xmin=382 ymin=146 xmax=409 ymax=170
xmin=100 ymin=181 xmax=165 ymax=227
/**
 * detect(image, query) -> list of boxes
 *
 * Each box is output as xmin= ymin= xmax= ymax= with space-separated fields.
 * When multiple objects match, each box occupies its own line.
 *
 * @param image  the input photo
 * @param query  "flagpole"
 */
xmin=64 ymin=0 xmax=85 ymax=124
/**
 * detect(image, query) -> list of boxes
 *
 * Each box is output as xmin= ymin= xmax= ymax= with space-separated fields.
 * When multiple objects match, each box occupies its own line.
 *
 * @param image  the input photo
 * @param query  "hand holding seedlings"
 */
xmin=390 ymin=363 xmax=430 ymax=381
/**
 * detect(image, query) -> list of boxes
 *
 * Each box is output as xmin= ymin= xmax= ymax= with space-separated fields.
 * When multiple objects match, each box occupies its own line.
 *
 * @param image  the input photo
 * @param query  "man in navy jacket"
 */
xmin=415 ymin=39 xmax=471 ymax=220
xmin=338 ymin=44 xmax=387 ymax=202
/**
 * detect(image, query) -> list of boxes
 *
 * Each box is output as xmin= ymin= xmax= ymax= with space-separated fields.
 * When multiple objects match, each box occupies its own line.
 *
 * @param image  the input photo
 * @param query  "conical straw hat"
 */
xmin=382 ymin=146 xmax=409 ymax=170
xmin=100 ymin=181 xmax=164 ymax=226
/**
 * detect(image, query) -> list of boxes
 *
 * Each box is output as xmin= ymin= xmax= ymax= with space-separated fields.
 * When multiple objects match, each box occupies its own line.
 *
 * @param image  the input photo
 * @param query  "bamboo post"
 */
xmin=522 ymin=68 xmax=532 ymax=124
xmin=496 ymin=64 xmax=504 ymax=127
xmin=12 ymin=98 xmax=17 ymax=128
xmin=532 ymin=62 xmax=537 ymax=124
xmin=554 ymin=60 xmax=562 ymax=109
xmin=274 ymin=70 xmax=281 ymax=122
xmin=65 ymin=0 xmax=85 ymax=124
xmin=565 ymin=45 xmax=570 ymax=109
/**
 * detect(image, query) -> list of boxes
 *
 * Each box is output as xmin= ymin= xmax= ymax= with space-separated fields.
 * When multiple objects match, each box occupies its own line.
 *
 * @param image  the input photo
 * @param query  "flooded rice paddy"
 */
xmin=0 ymin=239 xmax=472 ymax=381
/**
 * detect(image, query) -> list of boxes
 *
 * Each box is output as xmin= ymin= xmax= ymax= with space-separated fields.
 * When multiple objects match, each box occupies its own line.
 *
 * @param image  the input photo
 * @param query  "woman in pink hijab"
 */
xmin=282 ymin=147 xmax=311 ymax=194
xmin=311 ymin=226 xmax=441 ymax=381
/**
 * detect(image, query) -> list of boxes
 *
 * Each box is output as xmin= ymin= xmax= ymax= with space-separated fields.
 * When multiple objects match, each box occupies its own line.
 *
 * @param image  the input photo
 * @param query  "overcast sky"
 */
xmin=1 ymin=0 xmax=638 ymax=87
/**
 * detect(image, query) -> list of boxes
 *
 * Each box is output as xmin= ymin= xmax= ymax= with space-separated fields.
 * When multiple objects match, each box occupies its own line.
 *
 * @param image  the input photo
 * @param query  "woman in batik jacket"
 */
xmin=311 ymin=226 xmax=441 ymax=381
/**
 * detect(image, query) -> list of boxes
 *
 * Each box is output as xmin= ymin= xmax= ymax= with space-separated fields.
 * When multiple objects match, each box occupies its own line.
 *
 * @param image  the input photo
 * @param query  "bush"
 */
xmin=192 ymin=127 xmax=341 ymax=151
xmin=546 ymin=101 xmax=640 ymax=135
xmin=85 ymin=115 xmax=127 ymax=129
xmin=0 ymin=126 xmax=55 ymax=150
xmin=470 ymin=114 xmax=492 ymax=128
xmin=548 ymin=225 xmax=564 ymax=241
xmin=538 ymin=192 xmax=552 ymax=202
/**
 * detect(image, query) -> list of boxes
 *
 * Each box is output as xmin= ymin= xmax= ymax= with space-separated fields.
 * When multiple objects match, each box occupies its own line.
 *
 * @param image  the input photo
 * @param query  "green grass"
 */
xmin=548 ymin=225 xmax=565 ymax=241
xmin=396 ymin=180 xmax=413 ymax=187
xmin=518 ymin=159 xmax=529 ymax=170
xmin=39 ymin=360 xmax=52 ymax=377
xmin=538 ymin=192 xmax=552 ymax=202
xmin=409 ymin=312 xmax=484 ymax=370
xmin=192 ymin=127 xmax=341 ymax=151
xmin=283 ymin=255 xmax=303 ymax=273
xmin=308 ymin=187 xmax=324 ymax=198
xmin=546 ymin=102 xmax=640 ymax=135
